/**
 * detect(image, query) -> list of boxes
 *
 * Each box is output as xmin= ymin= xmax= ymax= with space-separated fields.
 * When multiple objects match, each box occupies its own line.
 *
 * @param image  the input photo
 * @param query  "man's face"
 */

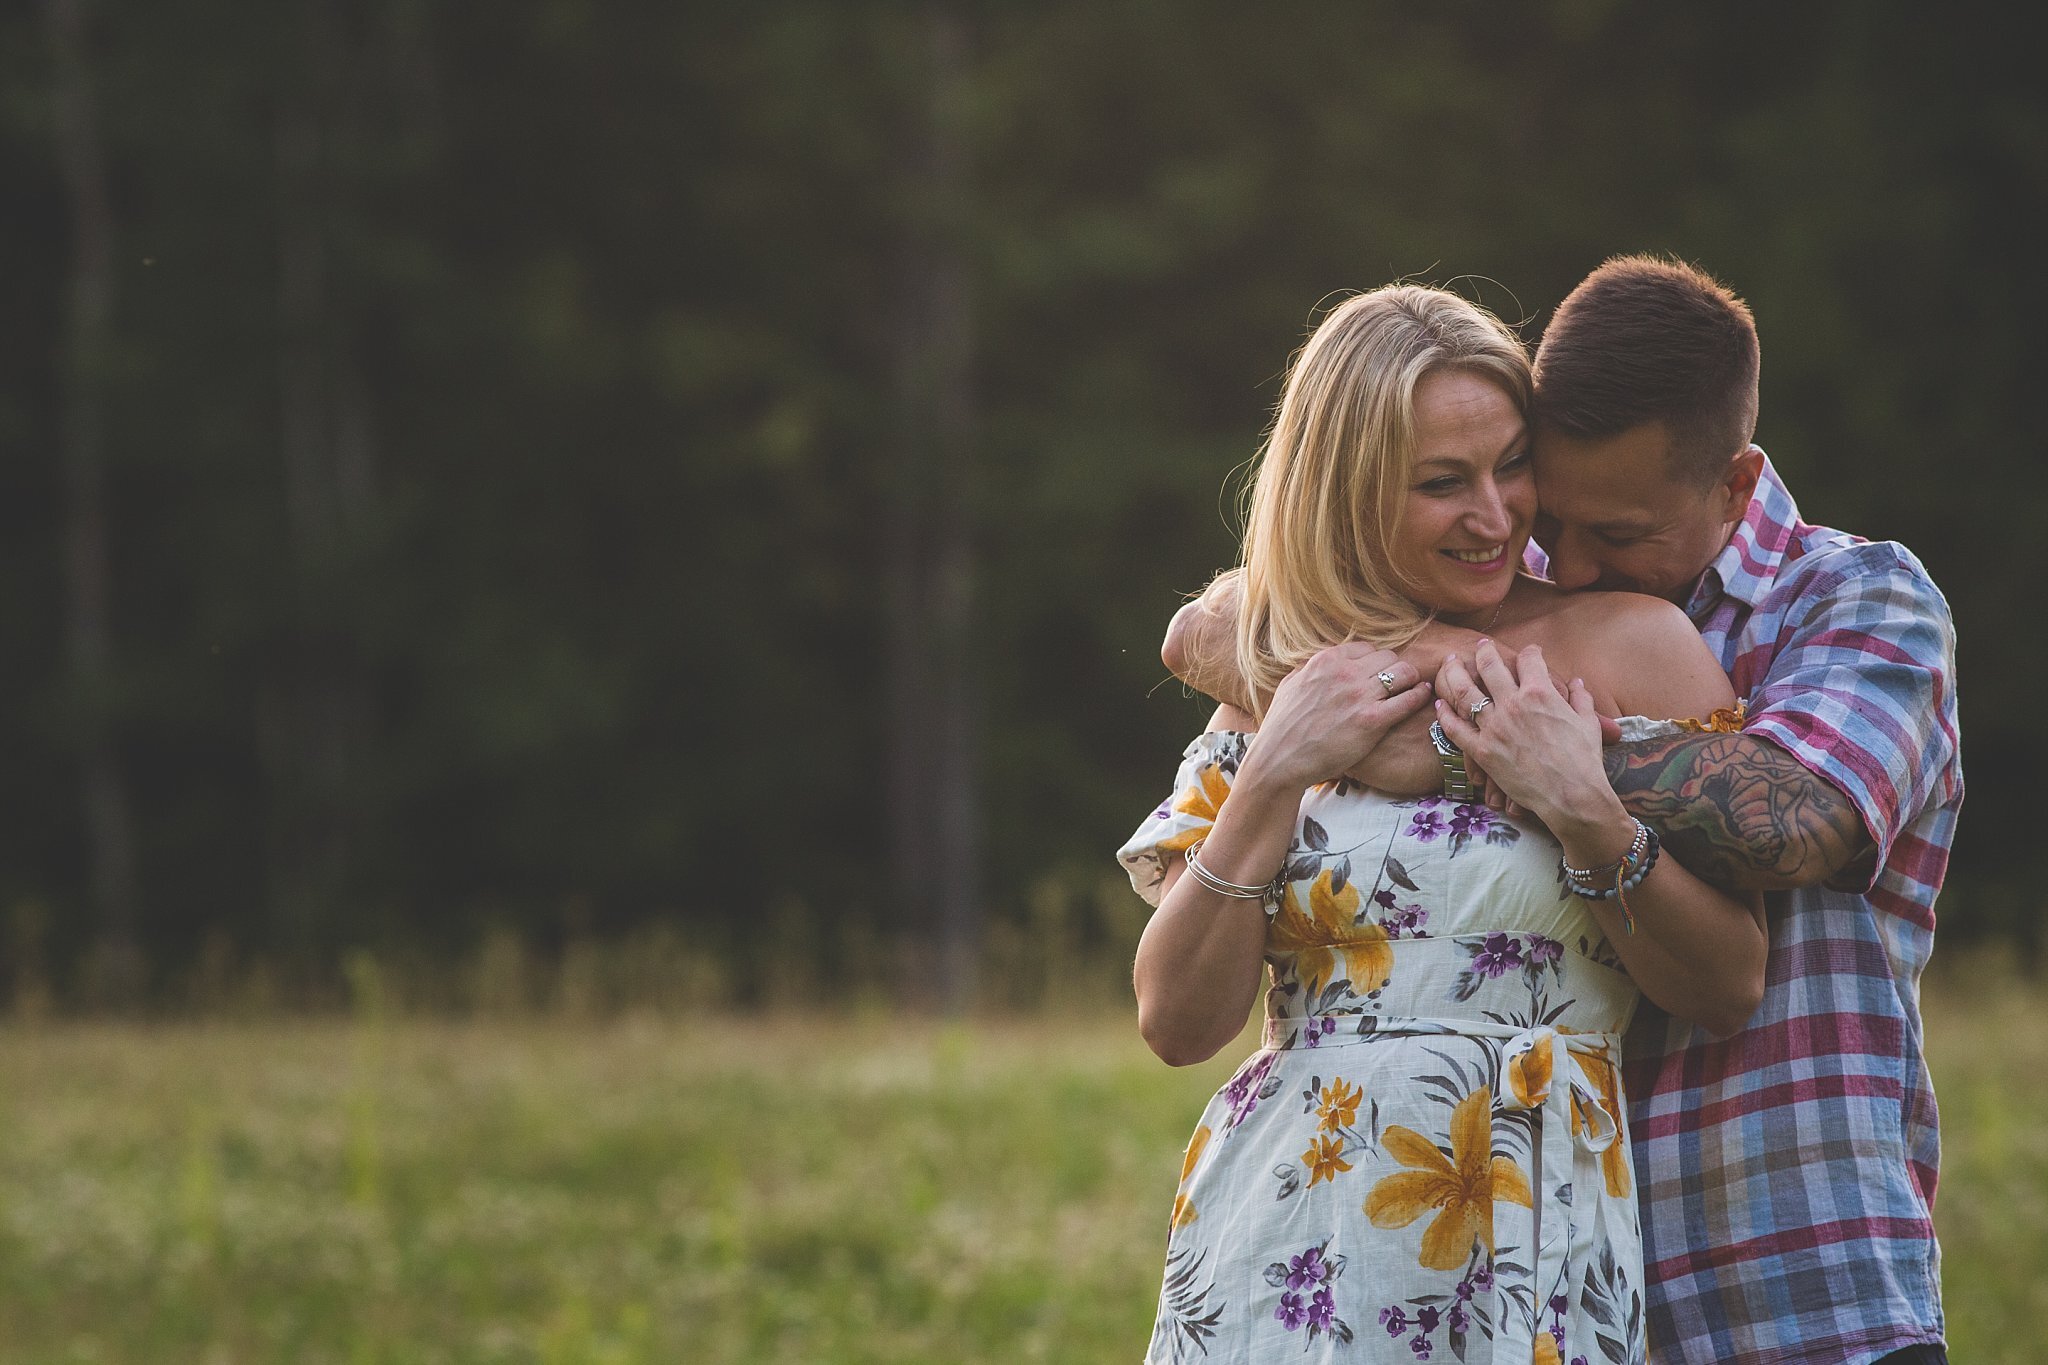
xmin=1531 ymin=421 xmax=1758 ymax=604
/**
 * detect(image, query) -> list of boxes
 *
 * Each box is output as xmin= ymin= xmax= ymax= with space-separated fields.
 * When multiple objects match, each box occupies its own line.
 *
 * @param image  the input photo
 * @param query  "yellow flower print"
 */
xmin=1268 ymin=871 xmax=1393 ymax=995
xmin=1675 ymin=699 xmax=1747 ymax=734
xmin=1158 ymin=765 xmax=1232 ymax=853
xmin=1170 ymin=1124 xmax=1211 ymax=1229
xmin=1363 ymin=1087 xmax=1533 ymax=1271
xmin=1570 ymin=1047 xmax=1631 ymax=1198
xmin=1506 ymin=1033 xmax=1554 ymax=1109
xmin=1303 ymin=1133 xmax=1353 ymax=1187
xmin=1534 ymin=1330 xmax=1563 ymax=1365
xmin=1316 ymin=1077 xmax=1363 ymax=1134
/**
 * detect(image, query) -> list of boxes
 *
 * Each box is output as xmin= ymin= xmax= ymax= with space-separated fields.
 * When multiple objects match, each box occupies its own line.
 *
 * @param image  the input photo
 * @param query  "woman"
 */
xmin=1116 ymin=285 xmax=1765 ymax=1365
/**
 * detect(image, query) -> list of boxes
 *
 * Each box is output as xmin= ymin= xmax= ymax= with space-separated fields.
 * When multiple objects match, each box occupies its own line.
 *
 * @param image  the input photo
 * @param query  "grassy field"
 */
xmin=1 ymin=967 xmax=2042 ymax=1364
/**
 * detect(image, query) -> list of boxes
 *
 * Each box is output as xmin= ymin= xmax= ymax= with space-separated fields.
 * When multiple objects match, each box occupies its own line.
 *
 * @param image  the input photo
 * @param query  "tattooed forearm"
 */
xmin=1602 ymin=732 xmax=1878 ymax=892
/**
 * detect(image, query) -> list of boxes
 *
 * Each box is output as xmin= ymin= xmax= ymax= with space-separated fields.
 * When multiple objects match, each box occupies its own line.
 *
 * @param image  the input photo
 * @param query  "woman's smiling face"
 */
xmin=1390 ymin=368 xmax=1534 ymax=624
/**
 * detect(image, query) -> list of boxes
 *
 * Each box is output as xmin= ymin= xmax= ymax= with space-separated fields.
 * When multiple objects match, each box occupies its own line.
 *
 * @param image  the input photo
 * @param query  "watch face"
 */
xmin=1429 ymin=720 xmax=1460 ymax=757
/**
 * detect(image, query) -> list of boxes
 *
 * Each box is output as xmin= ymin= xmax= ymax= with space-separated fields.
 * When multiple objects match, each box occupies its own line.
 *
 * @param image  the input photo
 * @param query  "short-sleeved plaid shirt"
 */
xmin=1578 ymin=451 xmax=1961 ymax=1365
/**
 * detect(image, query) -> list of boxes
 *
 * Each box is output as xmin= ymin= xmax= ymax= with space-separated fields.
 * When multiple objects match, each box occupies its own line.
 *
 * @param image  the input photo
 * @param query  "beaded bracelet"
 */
xmin=1184 ymin=839 xmax=1282 ymax=906
xmin=1561 ymin=820 xmax=1662 ymax=935
xmin=1560 ymin=818 xmax=1648 ymax=885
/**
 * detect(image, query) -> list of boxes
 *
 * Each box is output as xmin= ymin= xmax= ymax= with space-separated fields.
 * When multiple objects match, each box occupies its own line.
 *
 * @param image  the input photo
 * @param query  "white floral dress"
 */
xmin=1119 ymin=731 xmax=1647 ymax=1365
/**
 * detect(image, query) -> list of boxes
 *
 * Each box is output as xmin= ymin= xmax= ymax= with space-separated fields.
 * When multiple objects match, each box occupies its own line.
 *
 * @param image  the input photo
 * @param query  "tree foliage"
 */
xmin=1 ymin=1 xmax=2039 ymax=994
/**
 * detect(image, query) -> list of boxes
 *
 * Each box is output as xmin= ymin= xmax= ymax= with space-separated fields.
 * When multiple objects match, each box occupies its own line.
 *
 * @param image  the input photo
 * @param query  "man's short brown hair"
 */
xmin=1533 ymin=255 xmax=1760 ymax=483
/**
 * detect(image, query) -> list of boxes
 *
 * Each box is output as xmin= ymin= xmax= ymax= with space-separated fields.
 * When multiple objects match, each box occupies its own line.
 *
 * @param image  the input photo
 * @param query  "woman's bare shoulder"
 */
xmin=1554 ymin=592 xmax=1733 ymax=718
xmin=1548 ymin=588 xmax=1691 ymax=636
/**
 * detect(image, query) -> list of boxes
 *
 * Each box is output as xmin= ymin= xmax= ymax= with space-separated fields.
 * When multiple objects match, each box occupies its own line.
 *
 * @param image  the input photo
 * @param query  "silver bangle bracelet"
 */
xmin=1183 ymin=839 xmax=1275 ymax=900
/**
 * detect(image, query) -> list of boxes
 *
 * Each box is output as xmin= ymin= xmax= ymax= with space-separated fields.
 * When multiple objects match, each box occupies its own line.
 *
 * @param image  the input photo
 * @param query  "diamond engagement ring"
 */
xmin=1468 ymin=696 xmax=1494 ymax=722
xmin=1377 ymin=670 xmax=1399 ymax=697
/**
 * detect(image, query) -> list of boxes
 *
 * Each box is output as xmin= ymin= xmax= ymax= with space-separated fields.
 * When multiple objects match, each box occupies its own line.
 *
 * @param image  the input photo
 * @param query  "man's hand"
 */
xmin=1603 ymin=732 xmax=1879 ymax=891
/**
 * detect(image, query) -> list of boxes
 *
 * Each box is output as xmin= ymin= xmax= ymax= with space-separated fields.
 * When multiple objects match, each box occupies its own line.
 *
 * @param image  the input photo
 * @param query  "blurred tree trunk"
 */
xmin=266 ymin=0 xmax=379 ymax=946
xmin=46 ymin=0 xmax=143 ymax=1003
xmin=888 ymin=5 xmax=981 ymax=1010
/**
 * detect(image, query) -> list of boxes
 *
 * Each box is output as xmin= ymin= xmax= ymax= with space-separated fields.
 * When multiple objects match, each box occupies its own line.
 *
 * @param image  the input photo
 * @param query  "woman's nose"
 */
xmin=1467 ymin=481 xmax=1512 ymax=541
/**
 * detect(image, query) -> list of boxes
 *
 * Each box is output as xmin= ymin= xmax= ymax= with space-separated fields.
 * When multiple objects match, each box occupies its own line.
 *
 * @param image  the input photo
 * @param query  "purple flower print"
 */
xmin=1410 ymin=1335 xmax=1433 ymax=1359
xmin=1303 ymin=1016 xmax=1337 ymax=1049
xmin=1470 ymin=932 xmax=1526 ymax=978
xmin=1272 ymin=1241 xmax=1350 ymax=1341
xmin=1415 ymin=1305 xmax=1441 ymax=1334
xmin=1548 ymin=1293 xmax=1569 ymax=1316
xmin=1527 ymin=934 xmax=1564 ymax=967
xmin=1373 ymin=888 xmax=1398 ymax=910
xmin=1380 ymin=1306 xmax=1410 ymax=1337
xmin=1383 ymin=902 xmax=1429 ymax=939
xmin=1453 ymin=1276 xmax=1474 ymax=1302
xmin=1224 ymin=1052 xmax=1278 ymax=1128
xmin=1447 ymin=1303 xmax=1470 ymax=1334
xmin=1286 ymin=1246 xmax=1328 ymax=1291
xmin=1449 ymin=803 xmax=1497 ymax=840
xmin=1469 ymin=1264 xmax=1494 ymax=1294
xmin=1153 ymin=803 xmax=1172 ymax=820
xmin=1407 ymin=809 xmax=1447 ymax=842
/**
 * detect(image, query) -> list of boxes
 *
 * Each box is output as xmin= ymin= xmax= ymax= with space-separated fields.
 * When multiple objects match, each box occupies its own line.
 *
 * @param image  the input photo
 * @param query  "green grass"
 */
xmin=0 ymin=969 xmax=2040 ymax=1363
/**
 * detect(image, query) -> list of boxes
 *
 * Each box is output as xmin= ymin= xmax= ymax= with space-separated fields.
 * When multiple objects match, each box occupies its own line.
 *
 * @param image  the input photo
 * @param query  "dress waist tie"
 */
xmin=1493 ymin=1023 xmax=1622 ymax=1364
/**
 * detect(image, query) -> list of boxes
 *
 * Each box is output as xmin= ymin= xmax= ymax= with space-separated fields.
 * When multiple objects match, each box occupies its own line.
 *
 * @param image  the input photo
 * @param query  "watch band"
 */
xmin=1429 ymin=720 xmax=1476 ymax=801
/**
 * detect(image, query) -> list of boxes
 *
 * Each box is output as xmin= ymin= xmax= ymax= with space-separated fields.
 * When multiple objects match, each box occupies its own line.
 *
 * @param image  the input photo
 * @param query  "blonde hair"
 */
xmin=1233 ymin=285 xmax=1531 ymax=713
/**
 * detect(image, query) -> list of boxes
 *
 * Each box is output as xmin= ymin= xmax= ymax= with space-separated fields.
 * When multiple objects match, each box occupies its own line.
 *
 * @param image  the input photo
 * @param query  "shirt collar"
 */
xmin=1686 ymin=447 xmax=1802 ymax=618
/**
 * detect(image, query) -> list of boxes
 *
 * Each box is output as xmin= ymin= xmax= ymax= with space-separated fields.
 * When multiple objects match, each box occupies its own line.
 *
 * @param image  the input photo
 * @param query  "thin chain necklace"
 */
xmin=1430 ymin=586 xmax=1510 ymax=635
xmin=1442 ymin=596 xmax=1506 ymax=634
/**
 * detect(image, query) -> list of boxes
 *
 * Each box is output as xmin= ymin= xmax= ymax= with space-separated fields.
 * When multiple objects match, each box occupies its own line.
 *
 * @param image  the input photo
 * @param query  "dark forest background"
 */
xmin=2 ymin=1 xmax=2043 ymax=1010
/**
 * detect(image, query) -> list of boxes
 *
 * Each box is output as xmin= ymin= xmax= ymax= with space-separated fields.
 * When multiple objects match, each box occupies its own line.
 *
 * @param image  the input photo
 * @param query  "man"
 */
xmin=1162 ymin=256 xmax=1959 ymax=1365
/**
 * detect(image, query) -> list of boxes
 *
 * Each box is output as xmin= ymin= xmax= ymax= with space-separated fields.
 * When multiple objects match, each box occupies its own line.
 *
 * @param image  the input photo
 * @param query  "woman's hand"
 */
xmin=1239 ymin=642 xmax=1435 ymax=794
xmin=1432 ymin=640 xmax=1633 ymax=865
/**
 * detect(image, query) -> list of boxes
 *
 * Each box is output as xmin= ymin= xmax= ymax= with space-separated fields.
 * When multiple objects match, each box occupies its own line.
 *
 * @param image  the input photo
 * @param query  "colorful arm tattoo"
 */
xmin=1602 ymin=732 xmax=1879 ymax=892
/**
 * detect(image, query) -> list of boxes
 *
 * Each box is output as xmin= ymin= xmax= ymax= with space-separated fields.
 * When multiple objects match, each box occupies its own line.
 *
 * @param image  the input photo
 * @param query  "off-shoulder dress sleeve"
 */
xmin=1114 ymin=730 xmax=1252 ymax=907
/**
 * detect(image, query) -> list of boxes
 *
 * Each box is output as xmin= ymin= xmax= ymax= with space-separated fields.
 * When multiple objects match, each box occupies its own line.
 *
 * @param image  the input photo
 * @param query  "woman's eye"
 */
xmin=1418 ymin=478 xmax=1459 ymax=494
xmin=1499 ymin=450 xmax=1532 ymax=472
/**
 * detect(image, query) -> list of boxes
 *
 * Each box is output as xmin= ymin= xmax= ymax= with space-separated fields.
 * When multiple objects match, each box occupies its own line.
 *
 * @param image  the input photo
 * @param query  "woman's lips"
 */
xmin=1441 ymin=545 xmax=1508 ymax=572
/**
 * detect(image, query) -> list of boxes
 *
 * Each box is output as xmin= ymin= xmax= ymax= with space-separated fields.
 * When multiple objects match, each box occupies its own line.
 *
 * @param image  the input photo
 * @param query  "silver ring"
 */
xmin=1376 ymin=670 xmax=1399 ymax=697
xmin=1468 ymin=696 xmax=1494 ymax=723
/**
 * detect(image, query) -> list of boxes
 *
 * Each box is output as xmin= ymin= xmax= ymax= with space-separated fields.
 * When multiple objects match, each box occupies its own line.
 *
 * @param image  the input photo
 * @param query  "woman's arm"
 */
xmin=1133 ymin=704 xmax=1294 ymax=1066
xmin=1434 ymin=614 xmax=1767 ymax=1038
xmin=1134 ymin=643 xmax=1434 ymax=1065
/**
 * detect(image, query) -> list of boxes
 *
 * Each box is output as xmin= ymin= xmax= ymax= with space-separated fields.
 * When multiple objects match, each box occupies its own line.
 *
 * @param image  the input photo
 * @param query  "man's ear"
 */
xmin=1716 ymin=445 xmax=1765 ymax=523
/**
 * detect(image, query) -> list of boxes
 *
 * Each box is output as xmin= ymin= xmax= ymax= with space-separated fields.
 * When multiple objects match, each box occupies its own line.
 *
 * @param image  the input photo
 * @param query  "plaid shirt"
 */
xmin=1575 ymin=451 xmax=1962 ymax=1365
